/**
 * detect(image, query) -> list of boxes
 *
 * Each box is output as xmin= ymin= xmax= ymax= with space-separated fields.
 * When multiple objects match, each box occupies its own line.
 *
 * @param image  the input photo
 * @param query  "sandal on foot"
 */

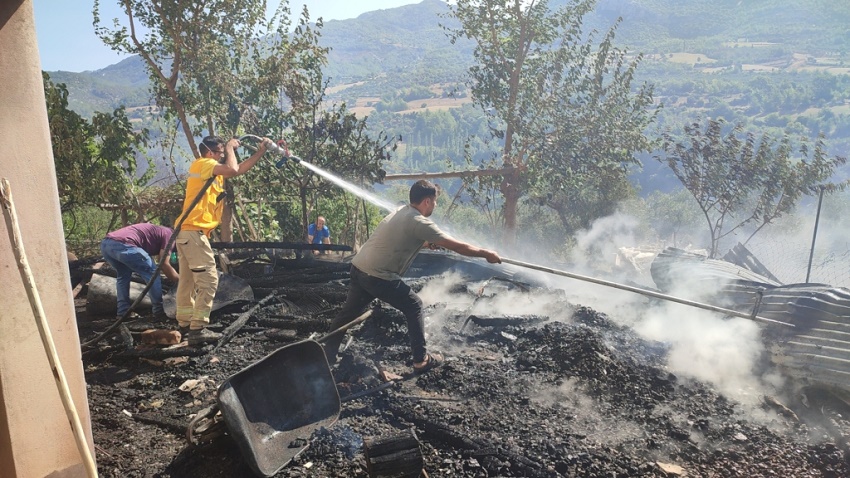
xmin=413 ymin=352 xmax=444 ymax=374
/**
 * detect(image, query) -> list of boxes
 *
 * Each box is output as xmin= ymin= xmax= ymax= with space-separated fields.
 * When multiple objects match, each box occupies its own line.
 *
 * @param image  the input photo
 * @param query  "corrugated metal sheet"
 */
xmin=759 ymin=285 xmax=850 ymax=391
xmin=650 ymin=247 xmax=782 ymax=295
xmin=651 ymin=247 xmax=850 ymax=392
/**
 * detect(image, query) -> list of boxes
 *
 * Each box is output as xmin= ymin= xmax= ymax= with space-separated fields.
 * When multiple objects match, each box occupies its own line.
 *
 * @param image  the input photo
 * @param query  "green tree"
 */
xmin=445 ymin=0 xmax=657 ymax=246
xmin=93 ymin=0 xmax=282 ymax=157
xmin=94 ymin=1 xmax=373 ymax=242
xmin=45 ymin=73 xmax=149 ymax=216
xmin=234 ymin=8 xmax=397 ymax=247
xmin=543 ymin=171 xmax=636 ymax=238
xmin=655 ymin=118 xmax=847 ymax=257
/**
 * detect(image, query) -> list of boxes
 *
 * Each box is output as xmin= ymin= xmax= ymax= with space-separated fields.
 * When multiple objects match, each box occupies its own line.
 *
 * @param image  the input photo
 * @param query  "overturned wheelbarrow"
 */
xmin=187 ymin=309 xmax=373 ymax=477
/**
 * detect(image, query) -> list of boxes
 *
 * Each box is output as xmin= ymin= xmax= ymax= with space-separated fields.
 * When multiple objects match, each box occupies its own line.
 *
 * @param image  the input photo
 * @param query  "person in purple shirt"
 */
xmin=100 ymin=223 xmax=179 ymax=319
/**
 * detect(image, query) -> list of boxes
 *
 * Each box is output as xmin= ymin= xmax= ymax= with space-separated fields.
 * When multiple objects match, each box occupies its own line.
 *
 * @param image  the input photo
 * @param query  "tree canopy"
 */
xmin=656 ymin=118 xmax=848 ymax=257
xmin=45 ymin=72 xmax=149 ymax=215
xmin=94 ymin=1 xmax=395 ymax=246
xmin=445 ymin=0 xmax=657 ymax=247
xmin=94 ymin=0 xmax=297 ymax=156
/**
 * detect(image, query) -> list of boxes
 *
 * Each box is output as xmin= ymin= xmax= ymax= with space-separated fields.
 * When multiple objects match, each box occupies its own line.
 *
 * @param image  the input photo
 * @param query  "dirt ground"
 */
xmin=74 ymin=253 xmax=850 ymax=478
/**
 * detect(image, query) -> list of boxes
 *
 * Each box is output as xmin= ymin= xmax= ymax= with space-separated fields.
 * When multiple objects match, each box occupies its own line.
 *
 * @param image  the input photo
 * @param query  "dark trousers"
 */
xmin=324 ymin=266 xmax=426 ymax=363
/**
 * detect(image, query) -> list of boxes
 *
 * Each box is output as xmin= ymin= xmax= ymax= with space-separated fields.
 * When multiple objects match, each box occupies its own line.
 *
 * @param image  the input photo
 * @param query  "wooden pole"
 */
xmin=382 ymin=167 xmax=514 ymax=182
xmin=805 ymin=185 xmax=825 ymax=283
xmin=501 ymin=257 xmax=795 ymax=328
xmin=0 ymin=178 xmax=99 ymax=477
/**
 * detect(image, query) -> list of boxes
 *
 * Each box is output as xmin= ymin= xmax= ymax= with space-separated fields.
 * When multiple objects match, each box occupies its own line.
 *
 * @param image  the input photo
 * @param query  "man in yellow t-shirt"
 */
xmin=174 ymin=135 xmax=269 ymax=345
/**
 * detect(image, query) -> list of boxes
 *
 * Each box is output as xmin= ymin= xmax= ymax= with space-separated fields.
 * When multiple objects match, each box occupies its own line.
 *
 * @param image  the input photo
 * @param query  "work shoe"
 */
xmin=118 ymin=311 xmax=142 ymax=321
xmin=187 ymin=328 xmax=222 ymax=346
xmin=413 ymin=352 xmax=444 ymax=375
xmin=151 ymin=310 xmax=170 ymax=322
xmin=177 ymin=326 xmax=190 ymax=341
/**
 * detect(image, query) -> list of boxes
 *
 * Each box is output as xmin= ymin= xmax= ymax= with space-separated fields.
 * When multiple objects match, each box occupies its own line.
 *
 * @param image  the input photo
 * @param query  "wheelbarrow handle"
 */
xmin=186 ymin=404 xmax=226 ymax=446
xmin=316 ymin=308 xmax=373 ymax=343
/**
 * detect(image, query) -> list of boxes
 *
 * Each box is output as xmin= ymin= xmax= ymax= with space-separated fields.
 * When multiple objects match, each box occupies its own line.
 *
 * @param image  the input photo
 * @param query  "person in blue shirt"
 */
xmin=307 ymin=216 xmax=331 ymax=254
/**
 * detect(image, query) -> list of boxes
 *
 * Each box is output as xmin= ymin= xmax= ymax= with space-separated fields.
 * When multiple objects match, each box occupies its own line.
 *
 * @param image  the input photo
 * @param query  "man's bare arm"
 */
xmin=432 ymin=237 xmax=501 ymax=264
xmin=158 ymin=249 xmax=180 ymax=282
xmin=212 ymin=138 xmax=269 ymax=178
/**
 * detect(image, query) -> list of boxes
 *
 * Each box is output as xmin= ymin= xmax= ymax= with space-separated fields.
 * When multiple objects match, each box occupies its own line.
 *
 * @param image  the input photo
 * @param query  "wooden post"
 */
xmin=363 ymin=428 xmax=424 ymax=478
xmin=0 ymin=179 xmax=99 ymax=477
xmin=381 ymin=167 xmax=513 ymax=182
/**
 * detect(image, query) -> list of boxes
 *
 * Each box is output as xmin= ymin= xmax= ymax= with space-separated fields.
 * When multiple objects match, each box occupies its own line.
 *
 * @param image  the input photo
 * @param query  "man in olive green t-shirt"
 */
xmin=324 ymin=180 xmax=501 ymax=374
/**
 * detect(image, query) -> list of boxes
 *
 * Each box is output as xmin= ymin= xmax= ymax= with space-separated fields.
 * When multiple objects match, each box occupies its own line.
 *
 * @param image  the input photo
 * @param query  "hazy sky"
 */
xmin=33 ymin=0 xmax=420 ymax=72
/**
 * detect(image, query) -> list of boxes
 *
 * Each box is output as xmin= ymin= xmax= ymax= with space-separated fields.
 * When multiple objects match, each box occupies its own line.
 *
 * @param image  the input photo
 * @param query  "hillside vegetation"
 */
xmin=50 ymin=0 xmax=850 ymax=263
xmin=54 ymin=0 xmax=850 ymax=152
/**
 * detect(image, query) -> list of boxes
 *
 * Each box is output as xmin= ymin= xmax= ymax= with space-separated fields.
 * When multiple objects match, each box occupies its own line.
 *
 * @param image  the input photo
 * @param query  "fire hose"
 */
xmin=238 ymin=134 xmax=302 ymax=167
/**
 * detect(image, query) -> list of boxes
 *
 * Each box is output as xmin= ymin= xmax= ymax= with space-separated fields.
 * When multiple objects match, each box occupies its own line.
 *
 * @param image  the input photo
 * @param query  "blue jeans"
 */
xmin=100 ymin=238 xmax=163 ymax=316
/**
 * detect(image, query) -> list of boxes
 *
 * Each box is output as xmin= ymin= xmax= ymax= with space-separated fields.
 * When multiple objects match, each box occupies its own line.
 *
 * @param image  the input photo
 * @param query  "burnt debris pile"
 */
xmin=73 ymin=252 xmax=850 ymax=477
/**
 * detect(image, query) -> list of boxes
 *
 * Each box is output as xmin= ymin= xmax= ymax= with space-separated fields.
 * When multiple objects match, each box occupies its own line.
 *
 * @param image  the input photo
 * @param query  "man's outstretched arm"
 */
xmin=433 ymin=237 xmax=501 ymax=264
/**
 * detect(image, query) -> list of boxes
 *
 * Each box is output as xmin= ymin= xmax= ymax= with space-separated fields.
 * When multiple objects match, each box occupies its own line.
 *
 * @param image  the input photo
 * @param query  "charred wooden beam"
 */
xmin=118 ymin=345 xmax=206 ymax=359
xmin=363 ymin=428 xmax=424 ymax=478
xmin=210 ymin=241 xmax=352 ymax=251
xmin=254 ymin=285 xmax=348 ymax=306
xmin=466 ymin=315 xmax=547 ymax=327
xmin=255 ymin=317 xmax=331 ymax=334
xmin=386 ymin=402 xmax=547 ymax=477
xmin=247 ymin=270 xmax=350 ymax=288
xmin=201 ymin=293 xmax=279 ymax=363
xmin=263 ymin=329 xmax=299 ymax=342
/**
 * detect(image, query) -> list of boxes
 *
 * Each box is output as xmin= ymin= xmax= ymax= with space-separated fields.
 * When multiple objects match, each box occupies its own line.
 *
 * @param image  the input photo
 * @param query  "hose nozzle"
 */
xmin=276 ymin=155 xmax=301 ymax=168
xmin=264 ymin=140 xmax=287 ymax=156
xmin=262 ymin=139 xmax=296 ymax=168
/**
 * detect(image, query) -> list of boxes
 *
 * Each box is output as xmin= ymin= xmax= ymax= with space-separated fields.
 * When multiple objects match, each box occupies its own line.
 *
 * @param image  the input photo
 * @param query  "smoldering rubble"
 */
xmin=73 ymin=250 xmax=850 ymax=478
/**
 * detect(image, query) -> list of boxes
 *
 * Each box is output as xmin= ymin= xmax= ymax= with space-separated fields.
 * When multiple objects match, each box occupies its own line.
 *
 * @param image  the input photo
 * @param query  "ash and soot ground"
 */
xmin=75 ymin=253 xmax=850 ymax=477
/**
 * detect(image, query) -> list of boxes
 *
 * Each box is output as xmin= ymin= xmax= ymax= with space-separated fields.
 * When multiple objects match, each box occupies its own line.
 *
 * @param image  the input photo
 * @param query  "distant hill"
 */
xmin=47 ymin=56 xmax=151 ymax=117
xmin=46 ymin=0 xmax=850 ymax=192
xmin=320 ymin=0 xmax=469 ymax=86
xmin=51 ymin=0 xmax=850 ymax=115
xmin=594 ymin=0 xmax=850 ymax=53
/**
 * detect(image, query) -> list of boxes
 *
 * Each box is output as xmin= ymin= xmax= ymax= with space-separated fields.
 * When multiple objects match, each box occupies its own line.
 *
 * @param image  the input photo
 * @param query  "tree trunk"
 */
xmin=300 ymin=186 xmax=309 ymax=241
xmin=299 ymin=186 xmax=309 ymax=258
xmin=500 ymin=168 xmax=521 ymax=248
xmin=235 ymin=195 xmax=258 ymax=241
xmin=352 ymin=198 xmax=361 ymax=253
xmin=220 ymin=203 xmax=234 ymax=243
xmin=220 ymin=182 xmax=235 ymax=243
xmin=496 ymin=15 xmax=532 ymax=250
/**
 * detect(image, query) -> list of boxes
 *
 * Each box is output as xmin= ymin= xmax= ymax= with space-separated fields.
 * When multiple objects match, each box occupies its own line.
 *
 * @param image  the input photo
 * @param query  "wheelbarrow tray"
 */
xmin=217 ymin=339 xmax=341 ymax=477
